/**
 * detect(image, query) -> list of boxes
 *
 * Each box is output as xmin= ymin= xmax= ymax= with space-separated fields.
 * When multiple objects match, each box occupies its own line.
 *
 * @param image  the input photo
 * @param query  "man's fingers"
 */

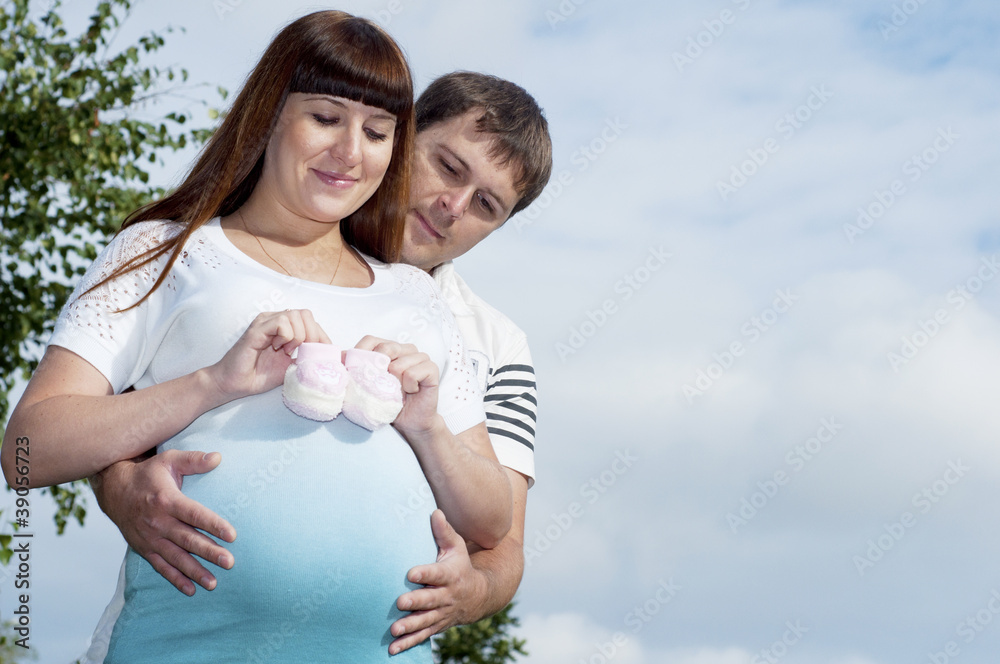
xmin=406 ymin=561 xmax=455 ymax=589
xmin=171 ymin=493 xmax=236 ymax=544
xmin=145 ymin=551 xmax=198 ymax=596
xmin=397 ymin=586 xmax=449 ymax=612
xmin=152 ymin=537 xmax=220 ymax=590
xmin=391 ymin=609 xmax=436 ymax=636
xmin=167 ymin=518 xmax=235 ymax=569
xmin=388 ymin=622 xmax=442 ymax=655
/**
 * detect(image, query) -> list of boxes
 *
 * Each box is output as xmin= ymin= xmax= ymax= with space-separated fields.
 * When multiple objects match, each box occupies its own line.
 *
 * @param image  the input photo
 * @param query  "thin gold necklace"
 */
xmin=237 ymin=208 xmax=344 ymax=285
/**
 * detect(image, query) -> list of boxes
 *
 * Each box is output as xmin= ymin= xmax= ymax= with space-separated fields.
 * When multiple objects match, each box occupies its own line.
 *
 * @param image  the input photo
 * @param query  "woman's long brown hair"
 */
xmin=89 ymin=10 xmax=414 ymax=309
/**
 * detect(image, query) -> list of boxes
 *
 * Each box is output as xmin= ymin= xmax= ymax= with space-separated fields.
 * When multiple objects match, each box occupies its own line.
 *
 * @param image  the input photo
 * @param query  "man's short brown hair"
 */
xmin=416 ymin=71 xmax=553 ymax=217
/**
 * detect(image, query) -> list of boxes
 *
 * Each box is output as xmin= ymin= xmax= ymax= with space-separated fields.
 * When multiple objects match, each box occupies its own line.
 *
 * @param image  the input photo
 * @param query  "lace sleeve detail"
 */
xmin=48 ymin=220 xmax=186 ymax=392
xmin=389 ymin=263 xmax=485 ymax=433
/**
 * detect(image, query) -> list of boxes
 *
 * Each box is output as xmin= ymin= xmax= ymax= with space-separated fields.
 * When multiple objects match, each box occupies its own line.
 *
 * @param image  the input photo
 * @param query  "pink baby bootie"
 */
xmin=282 ymin=343 xmax=350 ymax=422
xmin=341 ymin=348 xmax=404 ymax=431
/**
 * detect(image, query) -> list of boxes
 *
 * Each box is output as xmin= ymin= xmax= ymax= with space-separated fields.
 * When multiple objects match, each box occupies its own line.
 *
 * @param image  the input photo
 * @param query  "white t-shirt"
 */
xmin=63 ymin=218 xmax=484 ymax=663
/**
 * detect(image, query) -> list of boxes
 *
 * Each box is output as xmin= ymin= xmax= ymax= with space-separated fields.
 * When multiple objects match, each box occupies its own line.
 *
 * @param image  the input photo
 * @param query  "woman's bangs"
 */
xmin=288 ymin=28 xmax=412 ymax=118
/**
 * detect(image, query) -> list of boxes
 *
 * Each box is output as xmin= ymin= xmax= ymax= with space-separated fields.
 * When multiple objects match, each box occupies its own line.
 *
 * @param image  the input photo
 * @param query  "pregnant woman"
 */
xmin=1 ymin=10 xmax=510 ymax=663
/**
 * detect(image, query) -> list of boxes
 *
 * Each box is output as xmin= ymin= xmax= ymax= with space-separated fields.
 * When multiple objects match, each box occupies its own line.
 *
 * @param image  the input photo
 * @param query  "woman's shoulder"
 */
xmin=114 ymin=218 xmax=186 ymax=244
xmin=112 ymin=219 xmax=227 ymax=267
xmin=103 ymin=219 xmax=186 ymax=263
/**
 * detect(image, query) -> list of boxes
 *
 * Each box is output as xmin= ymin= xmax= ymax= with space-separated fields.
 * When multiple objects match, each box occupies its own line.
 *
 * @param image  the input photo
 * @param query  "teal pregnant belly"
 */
xmin=105 ymin=394 xmax=437 ymax=664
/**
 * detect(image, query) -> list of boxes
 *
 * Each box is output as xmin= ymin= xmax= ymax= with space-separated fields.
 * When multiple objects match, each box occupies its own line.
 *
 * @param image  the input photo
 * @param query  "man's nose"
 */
xmin=437 ymin=187 xmax=475 ymax=223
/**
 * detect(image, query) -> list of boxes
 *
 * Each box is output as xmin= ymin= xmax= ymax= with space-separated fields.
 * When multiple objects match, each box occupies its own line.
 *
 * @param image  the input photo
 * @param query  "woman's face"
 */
xmin=258 ymin=92 xmax=397 ymax=224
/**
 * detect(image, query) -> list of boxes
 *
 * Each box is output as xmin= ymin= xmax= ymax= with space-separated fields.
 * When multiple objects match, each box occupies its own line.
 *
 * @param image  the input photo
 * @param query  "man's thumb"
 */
xmin=167 ymin=449 xmax=222 ymax=477
xmin=429 ymin=509 xmax=463 ymax=559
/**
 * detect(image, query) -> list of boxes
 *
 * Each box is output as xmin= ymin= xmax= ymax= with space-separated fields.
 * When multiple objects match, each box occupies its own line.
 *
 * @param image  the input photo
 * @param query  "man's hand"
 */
xmin=90 ymin=450 xmax=236 ymax=596
xmin=389 ymin=469 xmax=528 ymax=654
xmin=388 ymin=509 xmax=486 ymax=655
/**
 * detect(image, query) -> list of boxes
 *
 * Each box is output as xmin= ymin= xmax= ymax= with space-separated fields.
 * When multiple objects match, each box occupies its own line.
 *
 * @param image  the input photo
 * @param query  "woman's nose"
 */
xmin=330 ymin=124 xmax=363 ymax=168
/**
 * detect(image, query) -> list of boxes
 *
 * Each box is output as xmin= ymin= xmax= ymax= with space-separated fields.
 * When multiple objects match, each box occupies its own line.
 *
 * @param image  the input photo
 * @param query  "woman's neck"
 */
xmin=236 ymin=190 xmax=345 ymax=253
xmin=221 ymin=193 xmax=372 ymax=287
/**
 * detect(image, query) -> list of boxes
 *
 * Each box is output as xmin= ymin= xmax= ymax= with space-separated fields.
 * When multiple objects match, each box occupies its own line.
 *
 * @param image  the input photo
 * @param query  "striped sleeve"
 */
xmin=485 ymin=358 xmax=537 ymax=487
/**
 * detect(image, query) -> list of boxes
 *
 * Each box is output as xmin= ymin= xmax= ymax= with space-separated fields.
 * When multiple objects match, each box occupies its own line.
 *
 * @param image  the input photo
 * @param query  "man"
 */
xmin=83 ymin=70 xmax=551 ymax=659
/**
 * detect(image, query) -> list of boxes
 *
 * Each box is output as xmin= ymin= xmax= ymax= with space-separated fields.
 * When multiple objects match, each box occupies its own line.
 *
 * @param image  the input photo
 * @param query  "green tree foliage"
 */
xmin=435 ymin=603 xmax=527 ymax=664
xmin=0 ymin=0 xmax=217 ymax=552
xmin=0 ymin=619 xmax=38 ymax=662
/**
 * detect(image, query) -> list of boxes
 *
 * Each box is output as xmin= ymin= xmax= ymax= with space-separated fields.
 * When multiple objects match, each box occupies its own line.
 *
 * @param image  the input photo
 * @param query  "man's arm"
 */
xmin=388 ymin=467 xmax=528 ymax=655
xmin=90 ymin=450 xmax=237 ymax=595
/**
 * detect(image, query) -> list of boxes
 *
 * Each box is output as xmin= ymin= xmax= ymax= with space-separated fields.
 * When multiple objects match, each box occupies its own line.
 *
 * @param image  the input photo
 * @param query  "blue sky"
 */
xmin=2 ymin=0 xmax=1000 ymax=662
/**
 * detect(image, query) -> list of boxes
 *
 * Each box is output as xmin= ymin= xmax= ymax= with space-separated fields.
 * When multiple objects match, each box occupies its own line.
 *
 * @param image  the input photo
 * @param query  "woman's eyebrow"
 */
xmin=304 ymin=96 xmax=396 ymax=123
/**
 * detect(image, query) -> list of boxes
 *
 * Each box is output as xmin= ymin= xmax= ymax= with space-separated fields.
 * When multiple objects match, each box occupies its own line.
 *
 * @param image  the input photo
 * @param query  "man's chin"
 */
xmin=399 ymin=245 xmax=437 ymax=272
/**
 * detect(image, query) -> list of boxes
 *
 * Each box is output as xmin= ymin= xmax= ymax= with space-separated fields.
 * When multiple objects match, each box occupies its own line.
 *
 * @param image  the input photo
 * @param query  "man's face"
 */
xmin=401 ymin=110 xmax=521 ymax=272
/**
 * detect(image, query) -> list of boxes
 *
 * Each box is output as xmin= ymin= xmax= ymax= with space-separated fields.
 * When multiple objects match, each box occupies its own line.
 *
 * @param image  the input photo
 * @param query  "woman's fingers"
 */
xmin=299 ymin=309 xmax=332 ymax=344
xmin=354 ymin=335 xmax=416 ymax=358
xmin=389 ymin=352 xmax=438 ymax=394
xmin=265 ymin=311 xmax=302 ymax=353
xmin=250 ymin=309 xmax=330 ymax=353
xmin=352 ymin=336 xmax=436 ymax=393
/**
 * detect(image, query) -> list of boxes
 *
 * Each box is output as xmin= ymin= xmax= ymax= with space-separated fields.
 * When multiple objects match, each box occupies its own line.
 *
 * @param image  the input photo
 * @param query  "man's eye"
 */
xmin=478 ymin=194 xmax=494 ymax=214
xmin=439 ymin=158 xmax=458 ymax=175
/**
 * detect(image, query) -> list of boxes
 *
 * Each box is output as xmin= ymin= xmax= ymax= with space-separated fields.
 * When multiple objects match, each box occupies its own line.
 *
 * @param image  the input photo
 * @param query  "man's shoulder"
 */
xmin=432 ymin=262 xmax=528 ymax=344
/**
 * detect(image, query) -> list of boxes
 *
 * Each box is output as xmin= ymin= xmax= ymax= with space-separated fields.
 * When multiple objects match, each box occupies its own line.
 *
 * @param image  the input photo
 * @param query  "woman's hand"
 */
xmin=353 ymin=336 xmax=439 ymax=438
xmin=205 ymin=310 xmax=331 ymax=403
